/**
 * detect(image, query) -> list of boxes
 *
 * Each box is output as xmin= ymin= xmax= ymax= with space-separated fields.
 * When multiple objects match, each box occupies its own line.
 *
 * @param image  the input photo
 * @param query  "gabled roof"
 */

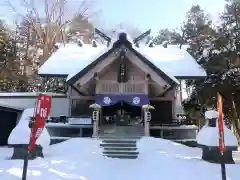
xmin=38 ymin=43 xmax=110 ymax=77
xmin=66 ymin=38 xmax=178 ymax=86
xmin=38 ymin=35 xmax=206 ymax=80
xmin=0 ymin=100 xmax=24 ymax=112
xmin=136 ymin=45 xmax=206 ymax=78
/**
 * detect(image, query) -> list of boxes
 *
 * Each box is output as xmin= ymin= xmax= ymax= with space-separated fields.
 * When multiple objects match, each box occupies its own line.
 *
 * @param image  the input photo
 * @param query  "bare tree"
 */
xmin=2 ymin=0 xmax=100 ymax=91
xmin=5 ymin=0 xmax=99 ymax=63
xmin=67 ymin=13 xmax=95 ymax=44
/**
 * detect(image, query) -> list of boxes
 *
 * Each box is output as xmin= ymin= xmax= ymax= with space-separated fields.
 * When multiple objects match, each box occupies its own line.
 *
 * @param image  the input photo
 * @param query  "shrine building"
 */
xmin=38 ymin=30 xmax=206 ymax=139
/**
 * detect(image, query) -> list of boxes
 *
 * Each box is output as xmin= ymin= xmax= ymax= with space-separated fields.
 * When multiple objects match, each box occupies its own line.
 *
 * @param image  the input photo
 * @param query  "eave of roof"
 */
xmin=66 ymin=39 xmax=178 ymax=87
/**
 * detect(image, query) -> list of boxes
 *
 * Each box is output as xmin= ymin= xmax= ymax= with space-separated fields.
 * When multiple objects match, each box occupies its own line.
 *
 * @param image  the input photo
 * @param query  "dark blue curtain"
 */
xmin=95 ymin=93 xmax=149 ymax=107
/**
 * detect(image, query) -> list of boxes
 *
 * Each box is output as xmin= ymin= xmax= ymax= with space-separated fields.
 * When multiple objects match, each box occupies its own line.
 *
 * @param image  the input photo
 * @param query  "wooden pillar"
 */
xmin=119 ymin=83 xmax=124 ymax=93
xmin=92 ymin=110 xmax=99 ymax=137
xmin=144 ymin=73 xmax=149 ymax=94
xmin=94 ymin=74 xmax=100 ymax=132
xmin=144 ymin=109 xmax=150 ymax=136
xmin=95 ymin=74 xmax=99 ymax=93
xmin=144 ymin=73 xmax=150 ymax=136
xmin=68 ymin=86 xmax=72 ymax=117
xmin=179 ymin=80 xmax=183 ymax=102
xmin=172 ymin=87 xmax=177 ymax=120
xmin=93 ymin=121 xmax=97 ymax=137
xmin=145 ymin=122 xmax=150 ymax=136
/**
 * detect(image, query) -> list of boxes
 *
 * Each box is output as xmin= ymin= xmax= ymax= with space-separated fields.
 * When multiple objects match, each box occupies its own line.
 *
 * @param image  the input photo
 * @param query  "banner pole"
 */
xmin=220 ymin=153 xmax=227 ymax=180
xmin=21 ymin=118 xmax=34 ymax=180
xmin=22 ymin=152 xmax=29 ymax=180
xmin=21 ymin=94 xmax=41 ymax=180
xmin=21 ymin=94 xmax=52 ymax=180
xmin=217 ymin=92 xmax=227 ymax=180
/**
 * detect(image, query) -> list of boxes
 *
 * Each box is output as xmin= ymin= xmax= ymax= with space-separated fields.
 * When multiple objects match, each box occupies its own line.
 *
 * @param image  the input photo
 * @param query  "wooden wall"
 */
xmin=99 ymin=59 xmax=145 ymax=81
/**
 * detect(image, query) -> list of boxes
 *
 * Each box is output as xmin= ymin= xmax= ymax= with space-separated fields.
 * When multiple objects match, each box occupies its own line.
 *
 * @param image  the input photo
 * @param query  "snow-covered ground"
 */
xmin=0 ymin=137 xmax=239 ymax=180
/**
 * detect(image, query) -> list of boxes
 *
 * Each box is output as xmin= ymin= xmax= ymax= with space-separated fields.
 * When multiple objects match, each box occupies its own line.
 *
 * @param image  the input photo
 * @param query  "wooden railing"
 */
xmin=96 ymin=80 xmax=146 ymax=93
xmin=98 ymin=81 xmax=120 ymax=93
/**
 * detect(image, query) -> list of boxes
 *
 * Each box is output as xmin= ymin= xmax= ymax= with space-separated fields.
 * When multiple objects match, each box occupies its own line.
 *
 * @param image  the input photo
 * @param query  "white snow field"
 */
xmin=0 ymin=137 xmax=239 ymax=180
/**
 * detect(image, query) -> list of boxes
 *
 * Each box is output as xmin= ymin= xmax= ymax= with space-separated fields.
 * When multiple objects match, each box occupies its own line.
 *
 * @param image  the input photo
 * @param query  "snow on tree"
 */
xmin=153 ymin=28 xmax=184 ymax=45
xmin=67 ymin=14 xmax=95 ymax=44
xmin=0 ymin=20 xmax=23 ymax=92
xmin=3 ymin=0 xmax=100 ymax=92
xmin=171 ymin=2 xmax=240 ymax=143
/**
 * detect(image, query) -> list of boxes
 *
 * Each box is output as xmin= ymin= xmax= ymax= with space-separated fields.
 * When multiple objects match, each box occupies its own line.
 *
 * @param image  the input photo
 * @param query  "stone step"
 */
xmin=103 ymin=150 xmax=139 ymax=155
xmin=99 ymin=136 xmax=143 ymax=139
xmin=100 ymin=143 xmax=136 ymax=147
xmin=99 ymin=126 xmax=144 ymax=138
xmin=103 ymin=154 xmax=138 ymax=159
xmin=103 ymin=147 xmax=138 ymax=151
xmin=100 ymin=139 xmax=139 ymax=158
xmin=102 ymin=139 xmax=136 ymax=144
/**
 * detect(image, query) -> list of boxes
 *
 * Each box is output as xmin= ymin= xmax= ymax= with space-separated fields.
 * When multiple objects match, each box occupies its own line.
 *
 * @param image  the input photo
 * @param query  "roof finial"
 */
xmin=119 ymin=32 xmax=127 ymax=41
xmin=162 ymin=41 xmax=168 ymax=48
xmin=133 ymin=29 xmax=151 ymax=45
xmin=92 ymin=40 xmax=98 ymax=47
xmin=94 ymin=28 xmax=111 ymax=47
xmin=77 ymin=39 xmax=84 ymax=47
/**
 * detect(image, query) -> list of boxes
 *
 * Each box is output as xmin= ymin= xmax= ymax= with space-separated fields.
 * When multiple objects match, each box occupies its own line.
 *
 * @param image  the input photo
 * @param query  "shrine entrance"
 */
xmin=96 ymin=93 xmax=148 ymax=137
xmin=96 ymin=93 xmax=148 ymax=126
xmin=102 ymin=101 xmax=142 ymax=126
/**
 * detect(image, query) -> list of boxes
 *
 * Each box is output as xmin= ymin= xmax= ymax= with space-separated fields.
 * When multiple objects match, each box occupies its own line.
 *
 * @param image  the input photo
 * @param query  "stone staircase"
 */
xmin=100 ymin=138 xmax=139 ymax=159
xmin=99 ymin=125 xmax=143 ymax=159
xmin=99 ymin=125 xmax=144 ymax=139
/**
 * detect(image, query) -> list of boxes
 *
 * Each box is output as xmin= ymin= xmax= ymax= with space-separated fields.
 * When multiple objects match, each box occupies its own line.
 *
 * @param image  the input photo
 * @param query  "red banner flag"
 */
xmin=28 ymin=94 xmax=52 ymax=152
xmin=217 ymin=92 xmax=225 ymax=154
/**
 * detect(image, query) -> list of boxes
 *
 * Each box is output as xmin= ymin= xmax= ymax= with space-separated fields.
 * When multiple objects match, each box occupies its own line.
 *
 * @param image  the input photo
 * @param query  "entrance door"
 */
xmin=102 ymin=102 xmax=142 ymax=126
xmin=0 ymin=110 xmax=18 ymax=146
xmin=151 ymin=101 xmax=173 ymax=125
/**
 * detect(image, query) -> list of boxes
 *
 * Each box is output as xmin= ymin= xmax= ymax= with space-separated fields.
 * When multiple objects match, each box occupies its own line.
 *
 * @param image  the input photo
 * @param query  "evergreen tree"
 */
xmin=178 ymin=2 xmax=240 ymax=142
xmin=153 ymin=28 xmax=183 ymax=45
xmin=67 ymin=14 xmax=95 ymax=44
xmin=0 ymin=20 xmax=22 ymax=92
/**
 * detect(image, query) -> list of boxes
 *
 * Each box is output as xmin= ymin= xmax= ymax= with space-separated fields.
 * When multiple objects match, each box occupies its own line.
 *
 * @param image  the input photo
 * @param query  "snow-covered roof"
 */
xmin=0 ymin=100 xmax=24 ymax=111
xmin=38 ymin=43 xmax=110 ymax=76
xmin=134 ymin=45 xmax=206 ymax=77
xmin=65 ymin=44 xmax=180 ymax=84
xmin=0 ymin=92 xmax=66 ymax=111
xmin=38 ymin=40 xmax=206 ymax=79
xmin=0 ymin=92 xmax=66 ymax=97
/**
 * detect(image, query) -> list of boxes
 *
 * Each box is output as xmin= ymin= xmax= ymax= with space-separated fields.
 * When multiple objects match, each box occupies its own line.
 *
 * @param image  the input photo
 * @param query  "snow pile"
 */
xmin=138 ymin=137 xmax=201 ymax=158
xmin=204 ymin=110 xmax=218 ymax=119
xmin=45 ymin=138 xmax=101 ymax=157
xmin=197 ymin=110 xmax=237 ymax=146
xmin=8 ymin=108 xmax=51 ymax=148
xmin=0 ymin=137 xmax=240 ymax=180
xmin=0 ymin=138 xmax=104 ymax=180
xmin=197 ymin=126 xmax=238 ymax=146
xmin=137 ymin=137 xmax=239 ymax=180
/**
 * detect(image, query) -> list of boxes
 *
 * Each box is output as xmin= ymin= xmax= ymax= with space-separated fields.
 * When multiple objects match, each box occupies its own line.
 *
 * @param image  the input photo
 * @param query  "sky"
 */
xmin=99 ymin=0 xmax=226 ymax=34
xmin=0 ymin=0 xmax=226 ymax=35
